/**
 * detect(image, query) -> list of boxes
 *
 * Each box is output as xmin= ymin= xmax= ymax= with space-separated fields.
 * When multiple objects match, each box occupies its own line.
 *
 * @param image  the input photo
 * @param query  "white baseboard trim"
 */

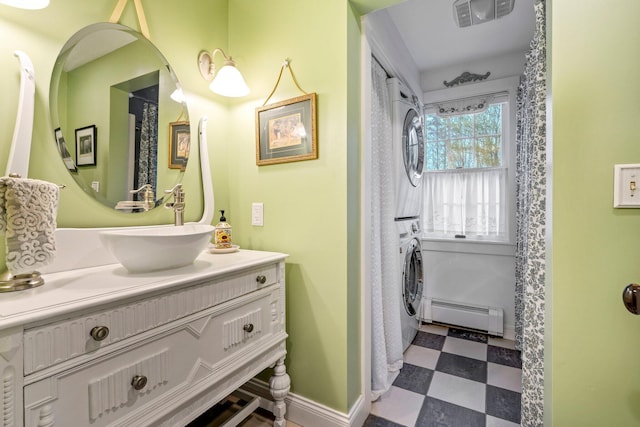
xmin=242 ymin=379 xmax=369 ymax=427
xmin=503 ymin=325 xmax=515 ymax=341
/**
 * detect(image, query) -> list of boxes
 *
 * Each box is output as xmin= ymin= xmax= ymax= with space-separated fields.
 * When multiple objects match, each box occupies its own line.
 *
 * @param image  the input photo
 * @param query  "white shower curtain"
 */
xmin=370 ymin=58 xmax=404 ymax=400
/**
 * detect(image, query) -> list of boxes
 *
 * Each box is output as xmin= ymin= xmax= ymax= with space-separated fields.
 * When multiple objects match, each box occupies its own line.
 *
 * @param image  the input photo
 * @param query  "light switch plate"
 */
xmin=614 ymin=164 xmax=640 ymax=208
xmin=251 ymin=202 xmax=264 ymax=226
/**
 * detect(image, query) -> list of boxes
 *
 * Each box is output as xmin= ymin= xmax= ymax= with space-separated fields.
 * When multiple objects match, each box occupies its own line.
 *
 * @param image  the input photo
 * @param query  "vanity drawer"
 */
xmin=23 ymin=285 xmax=283 ymax=427
xmin=23 ymin=264 xmax=278 ymax=375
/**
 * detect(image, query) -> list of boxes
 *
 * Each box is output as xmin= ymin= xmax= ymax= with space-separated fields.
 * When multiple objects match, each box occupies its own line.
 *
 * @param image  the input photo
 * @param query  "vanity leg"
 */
xmin=269 ymin=357 xmax=290 ymax=427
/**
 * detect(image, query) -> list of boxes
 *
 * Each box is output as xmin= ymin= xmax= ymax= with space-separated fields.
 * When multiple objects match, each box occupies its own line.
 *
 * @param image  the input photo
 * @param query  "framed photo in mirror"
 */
xmin=75 ymin=125 xmax=97 ymax=166
xmin=54 ymin=127 xmax=77 ymax=172
xmin=169 ymin=121 xmax=190 ymax=170
xmin=255 ymin=93 xmax=317 ymax=166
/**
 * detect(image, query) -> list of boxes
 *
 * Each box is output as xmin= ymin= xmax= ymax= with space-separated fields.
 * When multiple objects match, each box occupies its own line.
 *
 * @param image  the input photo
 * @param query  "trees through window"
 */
xmin=423 ymin=103 xmax=508 ymax=241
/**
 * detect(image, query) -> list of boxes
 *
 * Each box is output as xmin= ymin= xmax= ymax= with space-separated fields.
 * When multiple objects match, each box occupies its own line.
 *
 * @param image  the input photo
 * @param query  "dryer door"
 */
xmin=402 ymin=108 xmax=425 ymax=187
xmin=402 ymin=238 xmax=424 ymax=316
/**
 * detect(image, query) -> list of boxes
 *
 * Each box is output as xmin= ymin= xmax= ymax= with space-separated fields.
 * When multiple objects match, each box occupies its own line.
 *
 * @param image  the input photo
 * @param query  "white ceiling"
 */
xmin=384 ymin=0 xmax=536 ymax=72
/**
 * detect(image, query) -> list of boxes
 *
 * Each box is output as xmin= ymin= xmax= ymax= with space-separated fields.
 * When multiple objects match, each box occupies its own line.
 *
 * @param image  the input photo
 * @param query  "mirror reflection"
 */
xmin=49 ymin=22 xmax=190 ymax=212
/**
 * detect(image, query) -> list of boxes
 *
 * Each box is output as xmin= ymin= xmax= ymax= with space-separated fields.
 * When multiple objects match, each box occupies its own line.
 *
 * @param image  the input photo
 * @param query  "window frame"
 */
xmin=421 ymin=77 xmax=519 ymax=246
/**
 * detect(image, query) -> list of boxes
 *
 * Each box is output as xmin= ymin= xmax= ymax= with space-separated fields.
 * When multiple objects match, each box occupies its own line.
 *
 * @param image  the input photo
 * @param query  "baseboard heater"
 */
xmin=422 ymin=298 xmax=504 ymax=337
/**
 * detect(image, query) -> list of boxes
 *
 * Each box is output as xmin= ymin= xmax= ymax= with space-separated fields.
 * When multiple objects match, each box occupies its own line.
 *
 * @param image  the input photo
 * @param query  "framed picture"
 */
xmin=169 ymin=121 xmax=190 ymax=170
xmin=75 ymin=125 xmax=97 ymax=166
xmin=255 ymin=93 xmax=317 ymax=166
xmin=54 ymin=128 xmax=77 ymax=172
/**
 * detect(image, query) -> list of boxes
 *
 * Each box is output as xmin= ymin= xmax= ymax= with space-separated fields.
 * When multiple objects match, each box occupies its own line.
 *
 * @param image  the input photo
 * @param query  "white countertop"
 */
xmin=0 ymin=249 xmax=287 ymax=330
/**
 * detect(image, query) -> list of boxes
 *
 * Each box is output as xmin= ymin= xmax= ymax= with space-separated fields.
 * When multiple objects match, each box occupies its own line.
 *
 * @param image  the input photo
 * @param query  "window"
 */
xmin=423 ymin=102 xmax=508 ymax=241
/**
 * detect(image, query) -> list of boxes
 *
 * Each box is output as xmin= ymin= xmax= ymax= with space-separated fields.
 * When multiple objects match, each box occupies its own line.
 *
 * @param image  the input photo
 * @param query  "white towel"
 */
xmin=0 ymin=177 xmax=59 ymax=275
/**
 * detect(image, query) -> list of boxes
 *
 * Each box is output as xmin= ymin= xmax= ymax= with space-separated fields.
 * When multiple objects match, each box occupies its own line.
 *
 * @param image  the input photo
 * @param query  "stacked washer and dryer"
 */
xmin=387 ymin=77 xmax=426 ymax=351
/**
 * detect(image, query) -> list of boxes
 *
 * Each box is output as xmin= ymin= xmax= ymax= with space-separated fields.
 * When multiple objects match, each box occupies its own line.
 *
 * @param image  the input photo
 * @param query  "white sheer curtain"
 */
xmin=370 ymin=58 xmax=403 ymax=400
xmin=424 ymin=168 xmax=506 ymax=239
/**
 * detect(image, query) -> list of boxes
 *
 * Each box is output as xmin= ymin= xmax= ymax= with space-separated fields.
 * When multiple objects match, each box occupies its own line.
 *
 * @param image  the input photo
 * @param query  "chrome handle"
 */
xmin=243 ymin=323 xmax=254 ymax=333
xmin=131 ymin=375 xmax=148 ymax=391
xmin=256 ymin=275 xmax=267 ymax=284
xmin=623 ymin=283 xmax=640 ymax=314
xmin=90 ymin=326 xmax=110 ymax=341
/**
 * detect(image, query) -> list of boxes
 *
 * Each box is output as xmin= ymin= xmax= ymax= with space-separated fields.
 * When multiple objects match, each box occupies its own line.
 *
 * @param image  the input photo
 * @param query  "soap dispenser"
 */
xmin=214 ymin=210 xmax=232 ymax=249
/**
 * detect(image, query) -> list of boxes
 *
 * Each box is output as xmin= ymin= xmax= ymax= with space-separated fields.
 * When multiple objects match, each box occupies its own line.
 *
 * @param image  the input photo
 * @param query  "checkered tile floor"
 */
xmin=365 ymin=323 xmax=522 ymax=427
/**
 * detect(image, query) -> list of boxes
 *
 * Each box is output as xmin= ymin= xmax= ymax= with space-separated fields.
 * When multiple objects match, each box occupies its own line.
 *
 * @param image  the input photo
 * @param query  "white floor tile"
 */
xmin=371 ymin=385 xmax=424 ymax=427
xmin=486 ymin=415 xmax=521 ymax=427
xmin=487 ymin=362 xmax=522 ymax=393
xmin=403 ymin=344 xmax=440 ymax=370
xmin=442 ymin=336 xmax=487 ymax=361
xmin=427 ymin=371 xmax=486 ymax=413
xmin=489 ymin=336 xmax=517 ymax=349
xmin=419 ymin=323 xmax=448 ymax=336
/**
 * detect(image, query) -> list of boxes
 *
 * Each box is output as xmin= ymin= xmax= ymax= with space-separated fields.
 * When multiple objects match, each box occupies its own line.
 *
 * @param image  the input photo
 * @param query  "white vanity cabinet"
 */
xmin=0 ymin=249 xmax=289 ymax=427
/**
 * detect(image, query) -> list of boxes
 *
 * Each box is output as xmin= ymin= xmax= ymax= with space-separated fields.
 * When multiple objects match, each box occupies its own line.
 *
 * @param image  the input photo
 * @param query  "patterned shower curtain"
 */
xmin=370 ymin=57 xmax=404 ymax=400
xmin=514 ymin=0 xmax=546 ymax=425
xmin=136 ymin=102 xmax=158 ymax=200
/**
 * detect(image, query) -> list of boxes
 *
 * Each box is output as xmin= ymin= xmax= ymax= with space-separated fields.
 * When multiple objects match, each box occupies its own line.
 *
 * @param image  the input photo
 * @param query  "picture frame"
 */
xmin=54 ymin=127 xmax=77 ymax=172
xmin=255 ymin=93 xmax=317 ymax=166
xmin=75 ymin=125 xmax=97 ymax=166
xmin=169 ymin=121 xmax=190 ymax=170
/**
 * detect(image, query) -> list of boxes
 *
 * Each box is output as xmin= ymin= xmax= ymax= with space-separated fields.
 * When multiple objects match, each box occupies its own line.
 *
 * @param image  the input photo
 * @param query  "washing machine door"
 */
xmin=402 ymin=108 xmax=425 ymax=187
xmin=402 ymin=238 xmax=424 ymax=317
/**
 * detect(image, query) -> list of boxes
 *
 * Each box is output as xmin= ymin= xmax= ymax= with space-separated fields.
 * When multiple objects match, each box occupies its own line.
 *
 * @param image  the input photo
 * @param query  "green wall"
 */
xmin=550 ymin=0 xmax=640 ymax=425
xmin=227 ymin=0 xmax=360 ymax=412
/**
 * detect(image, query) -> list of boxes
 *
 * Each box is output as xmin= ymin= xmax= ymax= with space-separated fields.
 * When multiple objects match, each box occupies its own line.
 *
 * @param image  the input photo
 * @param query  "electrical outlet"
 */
xmin=91 ymin=181 xmax=99 ymax=192
xmin=252 ymin=202 xmax=264 ymax=226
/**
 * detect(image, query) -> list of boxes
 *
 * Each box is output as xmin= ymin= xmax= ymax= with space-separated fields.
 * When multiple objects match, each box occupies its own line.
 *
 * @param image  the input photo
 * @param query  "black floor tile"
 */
xmin=412 ymin=331 xmax=446 ymax=350
xmin=447 ymin=328 xmax=488 ymax=344
xmin=435 ymin=352 xmax=487 ymax=383
xmin=371 ymin=325 xmax=522 ymax=427
xmin=416 ymin=397 xmax=485 ymax=427
xmin=393 ymin=363 xmax=434 ymax=395
xmin=486 ymin=385 xmax=522 ymax=424
xmin=363 ymin=414 xmax=406 ymax=427
xmin=487 ymin=345 xmax=522 ymax=369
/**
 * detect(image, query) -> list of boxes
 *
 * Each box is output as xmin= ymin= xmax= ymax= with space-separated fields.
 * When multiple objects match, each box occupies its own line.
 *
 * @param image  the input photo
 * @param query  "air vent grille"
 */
xmin=454 ymin=2 xmax=472 ymax=27
xmin=496 ymin=0 xmax=515 ymax=19
xmin=453 ymin=0 xmax=516 ymax=28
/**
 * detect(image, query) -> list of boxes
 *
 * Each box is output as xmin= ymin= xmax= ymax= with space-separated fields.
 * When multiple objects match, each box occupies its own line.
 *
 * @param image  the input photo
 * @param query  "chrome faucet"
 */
xmin=164 ymin=184 xmax=185 ymax=226
xmin=129 ymin=184 xmax=155 ymax=211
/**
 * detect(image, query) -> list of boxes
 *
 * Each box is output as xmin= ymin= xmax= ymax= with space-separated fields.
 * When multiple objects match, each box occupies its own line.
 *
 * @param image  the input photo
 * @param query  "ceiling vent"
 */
xmin=453 ymin=0 xmax=516 ymax=28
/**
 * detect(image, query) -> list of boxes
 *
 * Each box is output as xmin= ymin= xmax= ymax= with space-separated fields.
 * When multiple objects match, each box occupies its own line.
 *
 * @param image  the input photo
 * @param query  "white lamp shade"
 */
xmin=209 ymin=64 xmax=250 ymax=97
xmin=0 ymin=0 xmax=49 ymax=9
xmin=170 ymin=88 xmax=186 ymax=103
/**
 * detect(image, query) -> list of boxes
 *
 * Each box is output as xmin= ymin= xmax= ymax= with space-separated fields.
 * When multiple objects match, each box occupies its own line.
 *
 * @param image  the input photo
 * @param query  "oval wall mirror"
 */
xmin=49 ymin=22 xmax=190 ymax=212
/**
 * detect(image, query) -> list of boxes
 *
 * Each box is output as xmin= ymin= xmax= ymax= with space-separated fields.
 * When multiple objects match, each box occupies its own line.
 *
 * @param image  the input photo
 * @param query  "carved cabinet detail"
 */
xmin=0 ymin=250 xmax=288 ymax=427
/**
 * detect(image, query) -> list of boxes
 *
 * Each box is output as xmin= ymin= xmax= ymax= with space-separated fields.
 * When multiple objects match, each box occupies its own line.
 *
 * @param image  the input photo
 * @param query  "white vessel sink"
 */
xmin=99 ymin=224 xmax=214 ymax=273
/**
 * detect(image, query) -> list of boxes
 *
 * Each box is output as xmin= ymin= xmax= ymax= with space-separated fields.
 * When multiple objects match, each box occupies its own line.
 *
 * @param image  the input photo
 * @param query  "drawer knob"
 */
xmin=131 ymin=375 xmax=148 ymax=391
xmin=243 ymin=323 xmax=254 ymax=333
xmin=90 ymin=326 xmax=110 ymax=341
xmin=256 ymin=275 xmax=267 ymax=284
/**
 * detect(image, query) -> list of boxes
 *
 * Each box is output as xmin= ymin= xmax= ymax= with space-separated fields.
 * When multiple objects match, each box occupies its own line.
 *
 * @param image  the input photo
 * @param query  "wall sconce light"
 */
xmin=170 ymin=88 xmax=186 ymax=104
xmin=198 ymin=48 xmax=250 ymax=98
xmin=0 ymin=0 xmax=49 ymax=9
